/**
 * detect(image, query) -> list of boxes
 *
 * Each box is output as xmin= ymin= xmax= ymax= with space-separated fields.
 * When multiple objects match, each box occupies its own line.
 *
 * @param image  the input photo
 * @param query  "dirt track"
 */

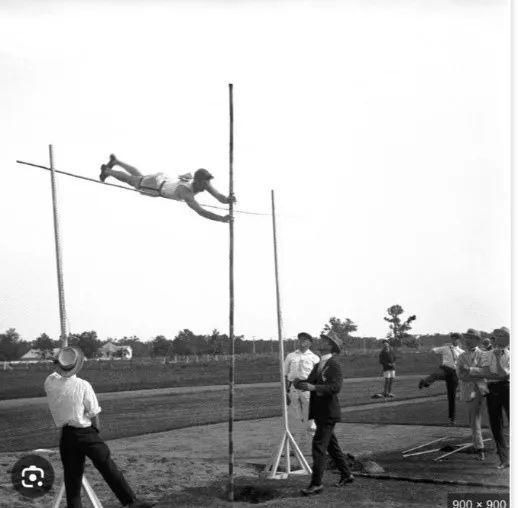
xmin=0 ymin=374 xmax=423 ymax=409
xmin=0 ymin=415 xmax=507 ymax=508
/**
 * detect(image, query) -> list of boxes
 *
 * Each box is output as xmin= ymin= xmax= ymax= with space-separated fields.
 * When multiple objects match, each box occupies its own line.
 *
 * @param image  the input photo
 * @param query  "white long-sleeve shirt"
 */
xmin=44 ymin=372 xmax=101 ymax=428
xmin=284 ymin=349 xmax=320 ymax=382
xmin=432 ymin=344 xmax=464 ymax=368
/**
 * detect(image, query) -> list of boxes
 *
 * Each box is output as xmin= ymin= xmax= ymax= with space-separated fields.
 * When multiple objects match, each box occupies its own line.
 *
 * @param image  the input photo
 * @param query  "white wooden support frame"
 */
xmin=52 ymin=477 xmax=103 ymax=508
xmin=262 ymin=190 xmax=312 ymax=479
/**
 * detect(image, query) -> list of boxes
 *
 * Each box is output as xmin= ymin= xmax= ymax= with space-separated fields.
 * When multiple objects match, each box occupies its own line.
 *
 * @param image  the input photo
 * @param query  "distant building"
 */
xmin=99 ymin=341 xmax=132 ymax=360
xmin=20 ymin=348 xmax=59 ymax=361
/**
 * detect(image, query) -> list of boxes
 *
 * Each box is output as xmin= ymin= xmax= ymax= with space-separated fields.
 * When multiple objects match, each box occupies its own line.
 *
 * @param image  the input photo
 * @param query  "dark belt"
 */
xmin=488 ymin=379 xmax=509 ymax=387
xmin=62 ymin=424 xmax=94 ymax=432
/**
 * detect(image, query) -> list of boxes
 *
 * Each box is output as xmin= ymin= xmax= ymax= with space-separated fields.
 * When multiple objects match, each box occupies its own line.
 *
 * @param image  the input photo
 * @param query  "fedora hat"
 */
xmin=55 ymin=347 xmax=84 ymax=378
xmin=320 ymin=331 xmax=343 ymax=352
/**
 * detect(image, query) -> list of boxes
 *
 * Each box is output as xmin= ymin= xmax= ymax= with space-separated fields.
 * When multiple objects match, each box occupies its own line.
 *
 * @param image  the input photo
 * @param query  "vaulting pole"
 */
xmin=271 ymin=190 xmax=290 ymax=440
xmin=48 ymin=145 xmax=68 ymax=347
xmin=228 ymin=83 xmax=235 ymax=502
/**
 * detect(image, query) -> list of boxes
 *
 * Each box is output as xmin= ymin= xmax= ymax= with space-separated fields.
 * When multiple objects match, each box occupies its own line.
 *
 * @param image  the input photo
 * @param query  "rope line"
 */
xmin=16 ymin=160 xmax=270 ymax=216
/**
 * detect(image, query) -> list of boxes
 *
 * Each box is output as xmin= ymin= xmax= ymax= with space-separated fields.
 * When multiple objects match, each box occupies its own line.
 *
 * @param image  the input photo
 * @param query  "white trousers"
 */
xmin=288 ymin=387 xmax=316 ymax=452
xmin=466 ymin=392 xmax=485 ymax=450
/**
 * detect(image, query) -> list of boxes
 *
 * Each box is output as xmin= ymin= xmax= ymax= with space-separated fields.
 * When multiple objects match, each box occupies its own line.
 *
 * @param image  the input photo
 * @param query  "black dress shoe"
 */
xmin=497 ymin=460 xmax=509 ymax=470
xmin=335 ymin=474 xmax=354 ymax=487
xmin=301 ymin=484 xmax=323 ymax=496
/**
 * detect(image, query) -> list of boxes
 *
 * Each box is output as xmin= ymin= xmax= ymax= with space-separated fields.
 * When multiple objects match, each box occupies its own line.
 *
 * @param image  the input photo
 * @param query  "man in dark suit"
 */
xmin=294 ymin=331 xmax=354 ymax=496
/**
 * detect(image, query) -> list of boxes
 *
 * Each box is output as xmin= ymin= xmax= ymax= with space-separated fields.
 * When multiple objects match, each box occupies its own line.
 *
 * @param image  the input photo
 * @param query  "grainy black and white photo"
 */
xmin=0 ymin=1 xmax=511 ymax=507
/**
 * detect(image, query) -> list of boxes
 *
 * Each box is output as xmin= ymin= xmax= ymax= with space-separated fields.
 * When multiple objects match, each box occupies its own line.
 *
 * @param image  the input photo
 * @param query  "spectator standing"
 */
xmin=379 ymin=340 xmax=396 ymax=398
xmin=456 ymin=330 xmax=489 ymax=461
xmin=283 ymin=332 xmax=320 ymax=453
xmin=419 ymin=332 xmax=464 ymax=425
xmin=296 ymin=332 xmax=354 ymax=496
xmin=44 ymin=347 xmax=153 ymax=508
xmin=460 ymin=327 xmax=510 ymax=468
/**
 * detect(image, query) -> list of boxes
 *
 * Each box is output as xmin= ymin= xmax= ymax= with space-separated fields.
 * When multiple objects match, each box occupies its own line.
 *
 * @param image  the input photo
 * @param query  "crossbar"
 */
xmin=16 ymin=160 xmax=269 ymax=216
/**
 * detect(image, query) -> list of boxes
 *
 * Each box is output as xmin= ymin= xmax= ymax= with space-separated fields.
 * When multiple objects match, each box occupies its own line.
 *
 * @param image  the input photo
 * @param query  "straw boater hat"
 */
xmin=54 ymin=347 xmax=84 ymax=378
xmin=320 ymin=331 xmax=343 ymax=352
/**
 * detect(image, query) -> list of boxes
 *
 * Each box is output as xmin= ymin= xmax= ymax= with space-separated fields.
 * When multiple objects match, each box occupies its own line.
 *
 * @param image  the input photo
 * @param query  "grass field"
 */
xmin=2 ymin=377 xmax=445 ymax=453
xmin=0 ymin=350 xmax=439 ymax=399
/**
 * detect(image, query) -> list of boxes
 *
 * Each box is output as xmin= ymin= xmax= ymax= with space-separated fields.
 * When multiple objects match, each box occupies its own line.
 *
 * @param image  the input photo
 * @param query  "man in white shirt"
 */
xmin=284 ymin=332 xmax=320 ymax=453
xmin=44 ymin=347 xmax=152 ymax=508
xmin=459 ymin=327 xmax=510 ymax=468
xmin=418 ymin=332 xmax=464 ymax=425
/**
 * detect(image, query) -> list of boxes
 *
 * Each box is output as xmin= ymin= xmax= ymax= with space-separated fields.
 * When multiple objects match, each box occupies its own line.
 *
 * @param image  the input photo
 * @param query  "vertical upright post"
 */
xmin=49 ymin=145 xmax=68 ymax=347
xmin=262 ymin=191 xmax=310 ymax=479
xmin=271 ymin=190 xmax=290 ymax=434
xmin=228 ymin=83 xmax=235 ymax=502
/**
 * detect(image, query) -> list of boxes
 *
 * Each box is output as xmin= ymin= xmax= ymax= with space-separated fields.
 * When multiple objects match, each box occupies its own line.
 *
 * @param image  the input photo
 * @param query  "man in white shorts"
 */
xmin=284 ymin=332 xmax=320 ymax=453
xmin=99 ymin=154 xmax=233 ymax=223
xmin=379 ymin=340 xmax=396 ymax=398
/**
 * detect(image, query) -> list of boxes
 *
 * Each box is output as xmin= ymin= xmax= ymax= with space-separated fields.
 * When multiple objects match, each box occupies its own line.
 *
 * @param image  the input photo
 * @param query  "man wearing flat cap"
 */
xmin=284 ymin=332 xmax=320 ymax=453
xmin=295 ymin=331 xmax=354 ymax=496
xmin=44 ymin=347 xmax=153 ymax=507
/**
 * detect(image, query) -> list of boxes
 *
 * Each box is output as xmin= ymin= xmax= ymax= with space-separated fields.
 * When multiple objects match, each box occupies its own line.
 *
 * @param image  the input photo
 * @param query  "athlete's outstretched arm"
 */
xmin=184 ymin=195 xmax=229 ymax=223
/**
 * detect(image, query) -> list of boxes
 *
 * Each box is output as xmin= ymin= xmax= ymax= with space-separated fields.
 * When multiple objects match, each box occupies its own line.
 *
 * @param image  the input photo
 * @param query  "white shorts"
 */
xmin=383 ymin=370 xmax=396 ymax=379
xmin=138 ymin=173 xmax=167 ymax=196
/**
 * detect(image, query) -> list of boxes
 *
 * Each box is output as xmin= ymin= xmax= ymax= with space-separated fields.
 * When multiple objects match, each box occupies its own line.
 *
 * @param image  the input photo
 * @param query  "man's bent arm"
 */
xmin=206 ymin=183 xmax=234 ymax=204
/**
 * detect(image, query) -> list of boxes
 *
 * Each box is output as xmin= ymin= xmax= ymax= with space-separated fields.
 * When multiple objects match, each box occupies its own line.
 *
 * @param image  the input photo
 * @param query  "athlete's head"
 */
xmin=192 ymin=168 xmax=214 ymax=193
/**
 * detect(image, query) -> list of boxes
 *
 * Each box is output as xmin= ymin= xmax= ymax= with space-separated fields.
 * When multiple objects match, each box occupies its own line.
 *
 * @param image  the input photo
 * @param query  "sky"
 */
xmin=0 ymin=0 xmax=511 ymax=343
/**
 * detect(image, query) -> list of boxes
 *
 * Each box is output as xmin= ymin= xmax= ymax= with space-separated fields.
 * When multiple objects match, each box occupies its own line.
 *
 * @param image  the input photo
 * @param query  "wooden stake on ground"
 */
xmin=402 ymin=437 xmax=447 ymax=455
xmin=434 ymin=438 xmax=491 ymax=461
xmin=403 ymin=448 xmax=442 ymax=458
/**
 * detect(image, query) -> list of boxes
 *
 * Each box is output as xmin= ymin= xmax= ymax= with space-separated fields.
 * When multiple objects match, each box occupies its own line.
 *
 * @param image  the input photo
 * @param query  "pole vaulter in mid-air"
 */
xmin=100 ymin=154 xmax=235 ymax=223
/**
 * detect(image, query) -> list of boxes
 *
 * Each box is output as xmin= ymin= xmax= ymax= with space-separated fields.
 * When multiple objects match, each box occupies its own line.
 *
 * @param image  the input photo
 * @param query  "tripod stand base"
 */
xmin=263 ymin=428 xmax=312 ymax=480
xmin=52 ymin=476 xmax=103 ymax=508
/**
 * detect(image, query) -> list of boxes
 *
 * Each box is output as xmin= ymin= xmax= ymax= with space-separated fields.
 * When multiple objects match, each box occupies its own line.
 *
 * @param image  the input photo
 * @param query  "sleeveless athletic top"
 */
xmin=160 ymin=178 xmax=194 ymax=201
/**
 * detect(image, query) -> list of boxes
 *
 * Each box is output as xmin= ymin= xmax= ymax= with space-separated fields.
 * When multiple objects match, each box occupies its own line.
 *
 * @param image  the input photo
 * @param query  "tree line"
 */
xmin=0 ymin=304 xmax=507 ymax=361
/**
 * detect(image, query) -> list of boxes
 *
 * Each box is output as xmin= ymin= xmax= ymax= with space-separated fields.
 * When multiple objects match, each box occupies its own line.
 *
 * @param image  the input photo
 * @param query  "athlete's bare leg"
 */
xmin=109 ymin=155 xmax=143 ymax=177
xmin=100 ymin=154 xmax=143 ymax=185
